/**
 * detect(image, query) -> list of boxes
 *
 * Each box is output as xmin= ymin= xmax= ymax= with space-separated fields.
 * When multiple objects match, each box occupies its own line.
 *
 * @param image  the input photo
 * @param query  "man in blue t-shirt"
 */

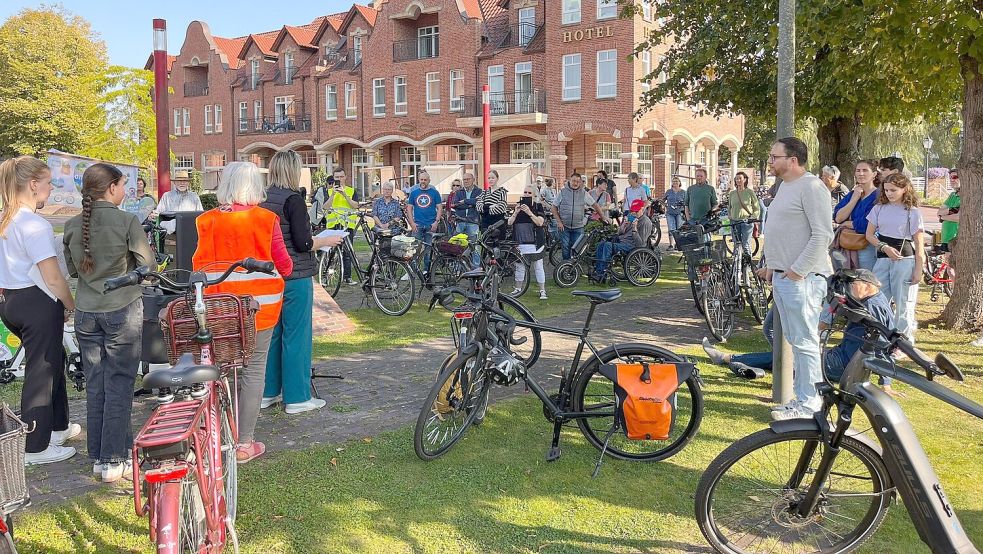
xmin=405 ymin=169 xmax=443 ymax=271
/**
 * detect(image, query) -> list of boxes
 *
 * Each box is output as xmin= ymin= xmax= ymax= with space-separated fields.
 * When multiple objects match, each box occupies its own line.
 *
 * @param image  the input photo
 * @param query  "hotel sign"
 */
xmin=562 ymin=25 xmax=614 ymax=43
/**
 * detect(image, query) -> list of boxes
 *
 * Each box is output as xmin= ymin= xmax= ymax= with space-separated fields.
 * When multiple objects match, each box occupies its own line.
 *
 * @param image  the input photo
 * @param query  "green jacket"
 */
xmin=64 ymin=201 xmax=154 ymax=313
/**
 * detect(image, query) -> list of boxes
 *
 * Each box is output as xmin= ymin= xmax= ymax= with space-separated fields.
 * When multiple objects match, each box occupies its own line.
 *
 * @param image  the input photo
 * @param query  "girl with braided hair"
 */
xmin=0 ymin=156 xmax=78 ymax=466
xmin=64 ymin=163 xmax=154 ymax=483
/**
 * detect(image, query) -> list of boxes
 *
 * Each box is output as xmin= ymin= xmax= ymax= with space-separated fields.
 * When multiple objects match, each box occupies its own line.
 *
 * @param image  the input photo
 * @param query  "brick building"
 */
xmin=148 ymin=0 xmax=743 ymax=197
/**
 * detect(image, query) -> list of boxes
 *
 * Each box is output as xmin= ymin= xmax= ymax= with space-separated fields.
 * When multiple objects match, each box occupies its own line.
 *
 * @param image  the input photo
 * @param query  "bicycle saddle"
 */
xmin=461 ymin=268 xmax=486 ymax=280
xmin=142 ymin=353 xmax=220 ymax=389
xmin=572 ymin=289 xmax=622 ymax=303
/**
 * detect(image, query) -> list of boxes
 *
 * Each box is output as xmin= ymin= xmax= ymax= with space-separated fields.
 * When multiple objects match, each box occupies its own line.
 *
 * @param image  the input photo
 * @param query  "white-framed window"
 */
xmin=204 ymin=105 xmax=213 ymax=134
xmin=352 ymin=35 xmax=362 ymax=65
xmin=238 ymin=102 xmax=248 ymax=132
xmin=596 ymin=49 xmax=617 ymax=98
xmin=418 ymin=26 xmax=439 ymax=58
xmin=250 ymin=59 xmax=261 ymax=88
xmin=597 ymin=0 xmax=617 ymax=20
xmin=640 ymin=50 xmax=652 ymax=93
xmin=173 ymin=154 xmax=194 ymax=173
xmin=637 ymin=144 xmax=654 ymax=183
xmin=449 ymin=69 xmax=464 ymax=112
xmin=202 ymin=151 xmax=226 ymax=169
xmin=401 ymin=146 xmax=425 ymax=187
xmin=699 ymin=149 xmax=707 ymax=166
xmin=642 ymin=1 xmax=652 ymax=20
xmin=254 ymin=101 xmax=262 ymax=130
xmin=657 ymin=55 xmax=668 ymax=84
xmin=394 ymin=76 xmax=407 ymax=115
xmin=426 ymin=72 xmax=440 ymax=113
xmin=274 ymin=95 xmax=293 ymax=124
xmin=214 ymin=104 xmax=222 ymax=133
xmin=562 ymin=0 xmax=581 ymax=24
xmin=518 ymin=7 xmax=536 ymax=46
xmin=596 ymin=142 xmax=622 ymax=174
xmin=373 ymin=78 xmax=386 ymax=117
xmin=345 ymin=82 xmax=357 ymax=119
xmin=325 ymin=84 xmax=337 ymax=120
xmin=283 ymin=52 xmax=294 ymax=84
xmin=173 ymin=109 xmax=182 ymax=135
xmin=510 ymin=141 xmax=547 ymax=173
xmin=429 ymin=144 xmax=476 ymax=167
xmin=515 ymin=61 xmax=533 ymax=113
xmin=182 ymin=108 xmax=190 ymax=135
xmin=562 ymin=54 xmax=581 ymax=101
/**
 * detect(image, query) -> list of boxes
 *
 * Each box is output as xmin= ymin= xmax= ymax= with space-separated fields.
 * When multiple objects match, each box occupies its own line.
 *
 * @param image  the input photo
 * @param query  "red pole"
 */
xmin=153 ymin=19 xmax=172 ymax=195
xmin=482 ymin=84 xmax=491 ymax=190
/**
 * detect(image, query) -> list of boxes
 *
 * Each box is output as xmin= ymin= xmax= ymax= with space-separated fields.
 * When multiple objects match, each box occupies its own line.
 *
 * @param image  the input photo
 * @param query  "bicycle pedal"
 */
xmin=545 ymin=446 xmax=561 ymax=462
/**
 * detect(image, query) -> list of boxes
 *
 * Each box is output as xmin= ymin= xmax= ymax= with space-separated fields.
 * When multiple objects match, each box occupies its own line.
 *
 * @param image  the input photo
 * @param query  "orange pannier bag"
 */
xmin=598 ymin=362 xmax=694 ymax=440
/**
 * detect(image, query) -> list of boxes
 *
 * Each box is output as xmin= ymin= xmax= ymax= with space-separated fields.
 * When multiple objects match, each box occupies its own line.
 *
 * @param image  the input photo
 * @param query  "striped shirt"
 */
xmin=477 ymin=187 xmax=509 ymax=215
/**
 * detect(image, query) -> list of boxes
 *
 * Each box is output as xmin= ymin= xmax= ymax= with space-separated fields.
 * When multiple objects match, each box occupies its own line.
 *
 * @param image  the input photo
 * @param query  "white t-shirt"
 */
xmin=0 ymin=208 xmax=58 ymax=289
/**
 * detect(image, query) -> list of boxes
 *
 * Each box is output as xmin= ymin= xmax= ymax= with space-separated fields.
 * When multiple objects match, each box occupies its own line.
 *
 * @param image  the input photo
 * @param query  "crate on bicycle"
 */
xmin=379 ymin=233 xmax=419 ymax=261
xmin=160 ymin=294 xmax=259 ymax=368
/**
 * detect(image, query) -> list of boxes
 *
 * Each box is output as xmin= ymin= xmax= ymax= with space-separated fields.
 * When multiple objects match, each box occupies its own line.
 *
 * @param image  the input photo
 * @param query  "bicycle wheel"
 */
xmin=690 ymin=277 xmax=706 ymax=315
xmin=648 ymin=225 xmax=662 ymax=250
xmin=624 ymin=248 xmax=661 ymax=287
xmin=702 ymin=270 xmax=734 ymax=341
xmin=696 ymin=428 xmax=892 ymax=554
xmin=0 ymin=528 xmax=13 ymax=554
xmin=553 ymin=261 xmax=581 ymax=288
xmin=572 ymin=343 xmax=703 ymax=462
xmin=414 ymin=351 xmax=490 ymax=460
xmin=494 ymin=295 xmax=542 ymax=369
xmin=317 ymin=250 xmax=342 ymax=297
xmin=370 ymin=259 xmax=415 ymax=316
xmin=742 ymin=262 xmax=770 ymax=323
xmin=156 ymin=470 xmax=207 ymax=553
xmin=220 ymin=404 xmax=238 ymax=523
xmin=429 ymin=254 xmax=466 ymax=289
xmin=547 ymin=242 xmax=562 ymax=267
xmin=498 ymin=247 xmax=530 ymax=298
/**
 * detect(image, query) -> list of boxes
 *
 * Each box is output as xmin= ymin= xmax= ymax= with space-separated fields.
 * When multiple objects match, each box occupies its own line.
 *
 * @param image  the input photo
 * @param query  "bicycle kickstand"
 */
xmin=545 ymin=419 xmax=563 ymax=462
xmin=591 ymin=424 xmax=620 ymax=478
xmin=310 ymin=366 xmax=344 ymax=400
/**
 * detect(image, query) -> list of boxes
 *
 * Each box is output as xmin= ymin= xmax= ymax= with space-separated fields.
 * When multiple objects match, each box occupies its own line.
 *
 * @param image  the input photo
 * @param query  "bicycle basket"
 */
xmin=709 ymin=240 xmax=729 ymax=264
xmin=683 ymin=246 xmax=712 ymax=267
xmin=0 ymin=404 xmax=28 ymax=511
xmin=671 ymin=226 xmax=705 ymax=251
xmin=436 ymin=240 xmax=466 ymax=256
xmin=160 ymin=293 xmax=259 ymax=368
xmin=389 ymin=235 xmax=419 ymax=260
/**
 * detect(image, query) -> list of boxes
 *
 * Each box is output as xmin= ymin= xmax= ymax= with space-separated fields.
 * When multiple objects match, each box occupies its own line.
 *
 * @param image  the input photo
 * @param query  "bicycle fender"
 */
xmin=768 ymin=418 xmax=884 ymax=457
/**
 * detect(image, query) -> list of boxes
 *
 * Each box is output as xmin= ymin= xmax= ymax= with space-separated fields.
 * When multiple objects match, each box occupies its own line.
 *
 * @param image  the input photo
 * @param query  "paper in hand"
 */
xmin=316 ymin=228 xmax=348 ymax=253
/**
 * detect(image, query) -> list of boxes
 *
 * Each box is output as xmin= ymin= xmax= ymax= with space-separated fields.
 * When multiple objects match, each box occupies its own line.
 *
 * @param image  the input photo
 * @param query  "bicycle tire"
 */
xmin=690 ymin=278 xmax=706 ymax=315
xmin=414 ymin=351 xmax=489 ymax=461
xmin=724 ymin=234 xmax=760 ymax=258
xmin=742 ymin=262 xmax=769 ymax=324
xmin=702 ymin=270 xmax=733 ymax=341
xmin=0 ymin=530 xmax=12 ymax=554
xmin=317 ymin=250 xmax=342 ymax=297
xmin=154 ymin=472 xmax=207 ymax=553
xmin=547 ymin=242 xmax=562 ymax=267
xmin=696 ymin=428 xmax=892 ymax=554
xmin=220 ymin=404 xmax=238 ymax=523
xmin=429 ymin=254 xmax=466 ymax=290
xmin=370 ymin=259 xmax=415 ymax=316
xmin=498 ymin=247 xmax=530 ymax=298
xmin=648 ymin=225 xmax=662 ymax=250
xmin=572 ymin=343 xmax=703 ymax=462
xmin=624 ymin=248 xmax=661 ymax=287
xmin=553 ymin=261 xmax=581 ymax=288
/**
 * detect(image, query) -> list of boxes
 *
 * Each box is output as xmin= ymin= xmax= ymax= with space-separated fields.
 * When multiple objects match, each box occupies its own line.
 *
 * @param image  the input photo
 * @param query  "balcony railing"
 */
xmin=460 ymin=90 xmax=546 ymax=118
xmin=393 ymin=38 xmax=439 ymax=62
xmin=184 ymin=80 xmax=209 ymax=97
xmin=275 ymin=66 xmax=300 ymax=85
xmin=500 ymin=22 xmax=542 ymax=48
xmin=236 ymin=71 xmax=265 ymax=91
xmin=329 ymin=49 xmax=361 ymax=71
xmin=236 ymin=115 xmax=312 ymax=136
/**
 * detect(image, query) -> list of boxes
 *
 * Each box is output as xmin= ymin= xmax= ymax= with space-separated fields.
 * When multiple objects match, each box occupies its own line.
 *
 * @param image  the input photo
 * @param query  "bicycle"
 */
xmin=414 ymin=259 xmax=703 ymax=469
xmin=553 ymin=226 xmax=662 ymax=288
xmin=144 ymin=220 xmax=173 ymax=272
xmin=922 ymin=242 xmax=954 ymax=302
xmin=104 ymin=257 xmax=275 ymax=554
xmin=717 ymin=206 xmax=762 ymax=257
xmin=0 ymin=322 xmax=85 ymax=392
xmin=694 ymin=266 xmax=983 ymax=554
xmin=673 ymin=223 xmax=734 ymax=341
xmin=718 ymin=218 xmax=770 ymax=324
xmin=0 ymin=404 xmax=28 ymax=554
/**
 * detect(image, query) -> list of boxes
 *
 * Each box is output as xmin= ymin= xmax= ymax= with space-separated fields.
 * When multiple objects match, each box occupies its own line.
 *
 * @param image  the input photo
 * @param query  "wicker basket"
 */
xmin=436 ymin=240 xmax=466 ymax=256
xmin=160 ymin=293 xmax=258 ymax=368
xmin=0 ymin=404 xmax=28 ymax=511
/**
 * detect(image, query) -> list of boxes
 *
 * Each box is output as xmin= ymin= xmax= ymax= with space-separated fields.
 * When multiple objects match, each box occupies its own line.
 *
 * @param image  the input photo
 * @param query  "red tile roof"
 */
xmin=478 ymin=0 xmax=507 ymax=19
xmin=354 ymin=4 xmax=378 ymax=27
xmin=238 ymin=30 xmax=280 ymax=59
xmin=212 ymin=36 xmax=247 ymax=68
xmin=283 ymin=25 xmax=318 ymax=48
xmin=459 ymin=0 xmax=483 ymax=19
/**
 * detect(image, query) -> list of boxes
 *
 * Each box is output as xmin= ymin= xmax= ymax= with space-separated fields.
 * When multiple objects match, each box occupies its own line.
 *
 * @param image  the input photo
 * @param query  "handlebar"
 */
xmin=103 ymin=257 xmax=276 ymax=293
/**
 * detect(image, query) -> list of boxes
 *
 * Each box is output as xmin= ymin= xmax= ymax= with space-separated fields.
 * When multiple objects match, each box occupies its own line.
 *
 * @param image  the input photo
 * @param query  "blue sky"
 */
xmin=1 ymin=1 xmax=353 ymax=68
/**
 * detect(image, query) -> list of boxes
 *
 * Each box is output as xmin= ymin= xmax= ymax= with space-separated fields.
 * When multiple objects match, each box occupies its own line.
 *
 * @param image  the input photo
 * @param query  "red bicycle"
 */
xmin=104 ymin=258 xmax=273 ymax=553
xmin=922 ymin=243 xmax=954 ymax=302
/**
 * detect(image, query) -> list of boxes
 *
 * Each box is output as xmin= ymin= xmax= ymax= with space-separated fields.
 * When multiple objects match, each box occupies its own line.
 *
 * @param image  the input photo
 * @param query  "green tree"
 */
xmin=632 ymin=0 xmax=961 ymax=185
xmin=0 ymin=7 xmax=108 ymax=157
xmin=80 ymin=66 xmax=157 ymax=168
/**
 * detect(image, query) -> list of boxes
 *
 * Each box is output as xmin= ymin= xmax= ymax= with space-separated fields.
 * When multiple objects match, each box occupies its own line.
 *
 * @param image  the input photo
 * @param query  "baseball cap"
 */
xmin=629 ymin=199 xmax=646 ymax=213
xmin=846 ymin=268 xmax=881 ymax=287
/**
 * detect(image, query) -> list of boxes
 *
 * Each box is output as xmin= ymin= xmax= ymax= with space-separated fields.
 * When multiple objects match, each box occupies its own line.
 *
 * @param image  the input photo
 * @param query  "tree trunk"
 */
xmin=941 ymin=53 xmax=983 ymax=332
xmin=817 ymin=114 xmax=861 ymax=186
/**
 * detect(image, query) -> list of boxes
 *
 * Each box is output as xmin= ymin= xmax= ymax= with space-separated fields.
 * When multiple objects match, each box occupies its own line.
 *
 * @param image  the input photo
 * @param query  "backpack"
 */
xmin=598 ymin=362 xmax=694 ymax=440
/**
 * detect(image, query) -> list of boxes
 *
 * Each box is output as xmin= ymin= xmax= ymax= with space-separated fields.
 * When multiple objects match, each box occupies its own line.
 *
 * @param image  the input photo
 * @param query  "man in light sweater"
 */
xmin=759 ymin=137 xmax=834 ymax=421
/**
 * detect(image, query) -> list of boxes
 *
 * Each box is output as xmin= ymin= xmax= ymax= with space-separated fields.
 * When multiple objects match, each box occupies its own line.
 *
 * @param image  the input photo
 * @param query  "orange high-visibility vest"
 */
xmin=192 ymin=207 xmax=285 ymax=330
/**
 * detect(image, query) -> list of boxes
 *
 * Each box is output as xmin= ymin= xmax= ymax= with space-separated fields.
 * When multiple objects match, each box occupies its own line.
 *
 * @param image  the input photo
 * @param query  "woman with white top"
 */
xmin=0 ymin=156 xmax=80 ymax=465
xmin=507 ymin=183 xmax=548 ymax=299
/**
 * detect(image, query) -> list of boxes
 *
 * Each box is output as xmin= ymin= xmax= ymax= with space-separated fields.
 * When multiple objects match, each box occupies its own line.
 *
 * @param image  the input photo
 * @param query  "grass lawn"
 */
xmin=8 ymin=272 xmax=983 ymax=553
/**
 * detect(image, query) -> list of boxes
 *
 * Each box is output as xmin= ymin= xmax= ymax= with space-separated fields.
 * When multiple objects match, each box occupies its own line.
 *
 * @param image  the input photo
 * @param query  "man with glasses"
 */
xmin=452 ymin=173 xmax=482 ymax=267
xmin=938 ymin=168 xmax=960 ymax=248
xmin=759 ymin=137 xmax=834 ymax=421
xmin=323 ymin=167 xmax=359 ymax=284
xmin=684 ymin=168 xmax=717 ymax=223
xmin=406 ymin=170 xmax=443 ymax=272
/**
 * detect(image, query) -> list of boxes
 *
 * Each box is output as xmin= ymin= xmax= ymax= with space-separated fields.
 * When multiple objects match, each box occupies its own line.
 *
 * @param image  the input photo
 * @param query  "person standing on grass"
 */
xmin=834 ymin=160 xmax=881 ymax=270
xmin=588 ymin=177 xmax=612 ymax=222
xmin=324 ymin=167 xmax=359 ymax=285
xmin=452 ymin=172 xmax=482 ymax=268
xmin=728 ymin=171 xmax=760 ymax=255
xmin=64 ymin=164 xmax=154 ymax=482
xmin=551 ymin=172 xmax=609 ymax=260
xmin=193 ymin=161 xmax=293 ymax=464
xmin=760 ymin=137 xmax=834 ymax=421
xmin=406 ymin=170 xmax=443 ymax=272
xmin=508 ymin=183 xmax=549 ymax=299
xmin=684 ymin=168 xmax=717 ymax=223
xmin=938 ymin=168 xmax=960 ymax=247
xmin=0 ymin=156 xmax=79 ymax=466
xmin=372 ymin=181 xmax=402 ymax=230
xmin=865 ymin=173 xmax=926 ymax=347
xmin=260 ymin=151 xmax=343 ymax=416
xmin=821 ymin=165 xmax=850 ymax=207
xmin=663 ymin=177 xmax=687 ymax=250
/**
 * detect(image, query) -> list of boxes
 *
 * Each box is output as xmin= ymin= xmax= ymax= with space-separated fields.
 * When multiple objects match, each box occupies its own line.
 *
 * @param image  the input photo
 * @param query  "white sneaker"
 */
xmin=539 ymin=290 xmax=548 ymax=300
xmin=284 ymin=398 xmax=327 ymax=415
xmin=770 ymin=399 xmax=801 ymax=412
xmin=101 ymin=459 xmax=134 ymax=483
xmin=25 ymin=444 xmax=76 ymax=465
xmin=93 ymin=462 xmax=104 ymax=475
xmin=509 ymin=288 xmax=522 ymax=296
xmin=260 ymin=395 xmax=282 ymax=409
xmin=50 ymin=423 xmax=82 ymax=446
xmin=771 ymin=403 xmax=820 ymax=421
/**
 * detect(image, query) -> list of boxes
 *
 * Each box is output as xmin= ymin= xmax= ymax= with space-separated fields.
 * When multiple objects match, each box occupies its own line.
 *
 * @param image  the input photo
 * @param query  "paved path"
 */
xmin=24 ymin=284 xmax=747 ymax=508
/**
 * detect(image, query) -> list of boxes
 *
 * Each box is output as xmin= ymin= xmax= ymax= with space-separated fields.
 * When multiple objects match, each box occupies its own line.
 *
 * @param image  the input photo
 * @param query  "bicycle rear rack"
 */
xmin=132 ymin=398 xmax=206 ymax=517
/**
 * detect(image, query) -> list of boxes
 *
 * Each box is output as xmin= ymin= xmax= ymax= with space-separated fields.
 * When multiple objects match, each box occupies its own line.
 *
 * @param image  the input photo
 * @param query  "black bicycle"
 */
xmin=695 ymin=266 xmax=983 ymax=554
xmin=414 ymin=258 xmax=703 ymax=466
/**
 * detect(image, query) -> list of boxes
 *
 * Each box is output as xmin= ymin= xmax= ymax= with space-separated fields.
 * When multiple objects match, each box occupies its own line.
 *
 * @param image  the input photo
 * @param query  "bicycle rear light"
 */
xmin=144 ymin=463 xmax=190 ymax=483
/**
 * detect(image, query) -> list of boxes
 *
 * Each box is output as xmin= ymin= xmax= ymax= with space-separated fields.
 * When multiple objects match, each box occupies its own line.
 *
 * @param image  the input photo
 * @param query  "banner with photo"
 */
xmin=45 ymin=150 xmax=153 ymax=221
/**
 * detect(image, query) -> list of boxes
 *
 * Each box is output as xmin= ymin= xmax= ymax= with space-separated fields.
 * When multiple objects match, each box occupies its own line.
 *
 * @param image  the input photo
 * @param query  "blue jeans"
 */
xmin=732 ymin=221 xmax=753 ymax=255
xmin=771 ymin=272 xmax=827 ymax=408
xmin=415 ymin=227 xmax=435 ymax=271
xmin=873 ymin=256 xmax=918 ymax=343
xmin=666 ymin=213 xmax=684 ymax=245
xmin=594 ymin=241 xmax=633 ymax=276
xmin=559 ymin=226 xmax=584 ymax=260
xmin=857 ymin=243 xmax=878 ymax=270
xmin=75 ymin=299 xmax=143 ymax=463
xmin=265 ymin=278 xmax=315 ymax=405
xmin=455 ymin=221 xmax=480 ymax=268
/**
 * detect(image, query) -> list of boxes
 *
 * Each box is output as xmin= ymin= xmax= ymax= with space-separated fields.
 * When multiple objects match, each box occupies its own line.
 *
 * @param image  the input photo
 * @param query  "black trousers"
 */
xmin=0 ymin=286 xmax=68 ymax=452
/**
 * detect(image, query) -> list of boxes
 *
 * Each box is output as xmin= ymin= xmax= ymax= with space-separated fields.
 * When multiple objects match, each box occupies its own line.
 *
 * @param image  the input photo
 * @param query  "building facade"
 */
xmin=149 ymin=0 xmax=743 ymax=197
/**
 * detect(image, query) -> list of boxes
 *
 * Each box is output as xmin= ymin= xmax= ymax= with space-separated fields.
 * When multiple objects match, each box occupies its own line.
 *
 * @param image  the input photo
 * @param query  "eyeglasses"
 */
xmin=767 ymin=154 xmax=790 ymax=161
